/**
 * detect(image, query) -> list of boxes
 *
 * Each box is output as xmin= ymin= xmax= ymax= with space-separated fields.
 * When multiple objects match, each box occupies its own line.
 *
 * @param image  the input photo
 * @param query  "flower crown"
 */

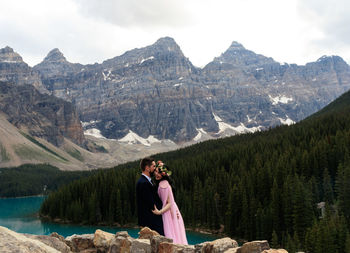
xmin=156 ymin=160 xmax=172 ymax=177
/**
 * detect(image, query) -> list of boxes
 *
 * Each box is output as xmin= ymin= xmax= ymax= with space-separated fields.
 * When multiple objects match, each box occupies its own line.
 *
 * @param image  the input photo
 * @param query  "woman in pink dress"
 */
xmin=152 ymin=161 xmax=188 ymax=245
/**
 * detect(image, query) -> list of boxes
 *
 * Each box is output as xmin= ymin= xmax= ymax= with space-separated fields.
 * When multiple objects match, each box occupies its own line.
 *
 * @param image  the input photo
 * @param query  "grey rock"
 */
xmin=3 ymin=37 xmax=350 ymax=144
xmin=0 ymin=46 xmax=49 ymax=94
xmin=33 ymin=38 xmax=350 ymax=143
xmin=0 ymin=81 xmax=85 ymax=146
xmin=24 ymin=234 xmax=71 ymax=253
xmin=195 ymin=237 xmax=238 ymax=253
xmin=151 ymin=235 xmax=173 ymax=253
xmin=237 ymin=240 xmax=270 ymax=253
xmin=0 ymin=225 xmax=60 ymax=253
xmin=65 ymin=234 xmax=95 ymax=252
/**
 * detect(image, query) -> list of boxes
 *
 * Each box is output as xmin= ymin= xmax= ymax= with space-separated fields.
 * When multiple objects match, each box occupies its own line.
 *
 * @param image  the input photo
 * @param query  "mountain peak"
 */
xmin=155 ymin=37 xmax=177 ymax=45
xmin=43 ymin=48 xmax=67 ymax=63
xmin=228 ymin=41 xmax=246 ymax=50
xmin=0 ymin=46 xmax=24 ymax=63
xmin=316 ymin=55 xmax=344 ymax=63
xmin=153 ymin=37 xmax=181 ymax=52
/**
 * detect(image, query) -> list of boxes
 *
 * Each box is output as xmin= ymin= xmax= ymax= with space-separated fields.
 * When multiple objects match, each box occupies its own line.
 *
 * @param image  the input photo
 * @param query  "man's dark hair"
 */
xmin=140 ymin=157 xmax=154 ymax=171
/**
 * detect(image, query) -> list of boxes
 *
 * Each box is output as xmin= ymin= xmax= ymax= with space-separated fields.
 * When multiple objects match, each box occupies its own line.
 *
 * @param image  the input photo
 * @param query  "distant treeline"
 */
xmin=40 ymin=91 xmax=350 ymax=253
xmin=0 ymin=164 xmax=96 ymax=197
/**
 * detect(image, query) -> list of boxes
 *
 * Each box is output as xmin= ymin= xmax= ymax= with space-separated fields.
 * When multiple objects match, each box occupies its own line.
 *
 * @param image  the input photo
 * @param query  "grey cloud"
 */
xmin=298 ymin=0 xmax=350 ymax=47
xmin=73 ymin=0 xmax=192 ymax=28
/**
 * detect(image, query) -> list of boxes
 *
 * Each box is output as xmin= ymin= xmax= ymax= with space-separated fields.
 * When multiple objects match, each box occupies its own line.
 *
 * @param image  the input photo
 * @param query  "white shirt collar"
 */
xmin=142 ymin=173 xmax=153 ymax=185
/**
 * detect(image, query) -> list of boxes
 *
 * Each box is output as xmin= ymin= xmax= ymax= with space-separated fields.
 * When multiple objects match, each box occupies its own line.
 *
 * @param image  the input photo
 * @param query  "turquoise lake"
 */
xmin=0 ymin=196 xmax=217 ymax=245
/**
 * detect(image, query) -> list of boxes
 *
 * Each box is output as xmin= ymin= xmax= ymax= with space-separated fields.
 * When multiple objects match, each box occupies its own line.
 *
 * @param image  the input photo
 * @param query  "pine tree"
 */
xmin=292 ymin=175 xmax=314 ymax=242
xmin=345 ymin=232 xmax=350 ymax=253
xmin=271 ymin=230 xmax=279 ymax=249
xmin=271 ymin=179 xmax=281 ymax=235
xmin=322 ymin=168 xmax=334 ymax=204
xmin=336 ymin=163 xmax=350 ymax=224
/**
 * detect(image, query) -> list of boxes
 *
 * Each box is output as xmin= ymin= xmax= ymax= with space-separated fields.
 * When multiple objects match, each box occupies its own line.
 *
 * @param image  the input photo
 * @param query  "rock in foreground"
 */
xmin=0 ymin=225 xmax=288 ymax=253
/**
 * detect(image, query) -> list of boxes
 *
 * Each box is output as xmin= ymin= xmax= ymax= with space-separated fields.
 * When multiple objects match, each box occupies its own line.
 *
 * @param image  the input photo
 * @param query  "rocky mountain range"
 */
xmin=1 ymin=37 xmax=350 ymax=156
xmin=32 ymin=37 xmax=350 ymax=143
xmin=0 ymin=46 xmax=84 ymax=147
xmin=0 ymin=46 xmax=48 ymax=94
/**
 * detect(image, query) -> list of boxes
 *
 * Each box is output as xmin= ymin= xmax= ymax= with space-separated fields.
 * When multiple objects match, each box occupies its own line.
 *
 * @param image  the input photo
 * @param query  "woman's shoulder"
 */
xmin=159 ymin=180 xmax=170 ymax=189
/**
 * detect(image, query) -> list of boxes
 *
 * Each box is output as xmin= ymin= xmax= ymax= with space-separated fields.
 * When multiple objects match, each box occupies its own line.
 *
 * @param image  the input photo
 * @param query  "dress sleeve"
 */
xmin=159 ymin=181 xmax=177 ymax=219
xmin=158 ymin=181 xmax=170 ymax=205
xmin=168 ymin=185 xmax=178 ymax=219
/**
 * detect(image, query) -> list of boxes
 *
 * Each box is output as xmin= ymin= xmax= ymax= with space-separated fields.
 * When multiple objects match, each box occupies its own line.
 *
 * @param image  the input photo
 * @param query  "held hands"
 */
xmin=152 ymin=205 xmax=162 ymax=215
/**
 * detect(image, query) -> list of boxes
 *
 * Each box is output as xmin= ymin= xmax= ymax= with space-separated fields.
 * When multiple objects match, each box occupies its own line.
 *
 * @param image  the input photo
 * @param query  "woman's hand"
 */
xmin=152 ymin=205 xmax=162 ymax=215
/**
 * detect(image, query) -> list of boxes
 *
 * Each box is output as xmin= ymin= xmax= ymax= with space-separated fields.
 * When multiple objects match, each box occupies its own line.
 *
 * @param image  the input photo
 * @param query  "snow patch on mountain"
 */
xmin=118 ymin=130 xmax=162 ymax=146
xmin=140 ymin=56 xmax=155 ymax=64
xmin=279 ymin=116 xmax=295 ymax=125
xmin=193 ymin=128 xmax=207 ymax=141
xmin=84 ymin=128 xmax=106 ymax=139
xmin=213 ymin=113 xmax=261 ymax=134
xmin=269 ymin=95 xmax=293 ymax=105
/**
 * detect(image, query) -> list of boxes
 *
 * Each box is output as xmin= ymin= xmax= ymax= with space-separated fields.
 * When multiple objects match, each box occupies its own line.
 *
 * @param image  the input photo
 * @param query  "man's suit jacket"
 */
xmin=136 ymin=175 xmax=164 ymax=235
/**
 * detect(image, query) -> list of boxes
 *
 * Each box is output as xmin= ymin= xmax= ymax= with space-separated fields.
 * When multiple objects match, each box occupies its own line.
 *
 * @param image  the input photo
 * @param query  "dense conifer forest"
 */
xmin=0 ymin=164 xmax=95 ymax=197
xmin=40 ymin=90 xmax=350 ymax=252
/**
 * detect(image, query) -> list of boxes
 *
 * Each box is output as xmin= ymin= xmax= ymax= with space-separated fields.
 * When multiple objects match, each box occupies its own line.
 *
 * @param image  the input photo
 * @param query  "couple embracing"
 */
xmin=136 ymin=157 xmax=188 ymax=245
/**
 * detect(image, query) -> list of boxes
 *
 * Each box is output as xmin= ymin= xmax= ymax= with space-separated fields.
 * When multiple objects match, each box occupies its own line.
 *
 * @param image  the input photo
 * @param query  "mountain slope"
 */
xmin=0 ymin=81 xmax=85 ymax=147
xmin=0 ymin=112 xmax=124 ymax=170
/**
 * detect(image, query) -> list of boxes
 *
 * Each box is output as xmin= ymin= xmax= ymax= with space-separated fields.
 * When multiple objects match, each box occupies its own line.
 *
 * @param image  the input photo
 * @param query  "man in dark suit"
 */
xmin=136 ymin=157 xmax=164 ymax=235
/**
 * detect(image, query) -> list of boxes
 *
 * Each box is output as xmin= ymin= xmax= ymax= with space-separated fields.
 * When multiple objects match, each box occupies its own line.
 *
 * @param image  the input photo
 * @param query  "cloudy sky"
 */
xmin=1 ymin=0 xmax=350 ymax=67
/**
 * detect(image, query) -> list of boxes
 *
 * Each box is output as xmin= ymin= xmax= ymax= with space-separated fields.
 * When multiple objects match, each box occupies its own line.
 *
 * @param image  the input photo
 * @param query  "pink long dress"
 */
xmin=158 ymin=180 xmax=188 ymax=245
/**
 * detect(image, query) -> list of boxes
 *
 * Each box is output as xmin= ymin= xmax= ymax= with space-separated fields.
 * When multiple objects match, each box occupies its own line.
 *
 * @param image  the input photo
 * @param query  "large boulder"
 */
xmin=138 ymin=227 xmax=160 ymax=240
xmin=24 ymin=234 xmax=71 ymax=253
xmin=262 ymin=250 xmax=288 ymax=253
xmin=151 ymin=235 xmax=173 ymax=253
xmin=238 ymin=240 xmax=270 ymax=253
xmin=195 ymin=237 xmax=239 ymax=253
xmin=93 ymin=229 xmax=114 ymax=248
xmin=109 ymin=230 xmax=151 ymax=253
xmin=158 ymin=241 xmax=195 ymax=252
xmin=65 ymin=234 xmax=95 ymax=252
xmin=0 ymin=226 xmax=60 ymax=253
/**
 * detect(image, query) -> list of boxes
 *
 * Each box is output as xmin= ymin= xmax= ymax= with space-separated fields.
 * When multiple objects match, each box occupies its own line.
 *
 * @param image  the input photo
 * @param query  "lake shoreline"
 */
xmin=40 ymin=214 xmax=223 ymax=238
xmin=1 ymin=194 xmax=224 ymax=238
xmin=0 ymin=194 xmax=45 ymax=199
xmin=0 ymin=196 xmax=221 ymax=245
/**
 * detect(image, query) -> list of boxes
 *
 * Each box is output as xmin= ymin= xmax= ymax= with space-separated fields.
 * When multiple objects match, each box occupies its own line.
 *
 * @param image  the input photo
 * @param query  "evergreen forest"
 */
xmin=0 ymin=164 xmax=95 ymax=197
xmin=40 ymin=90 xmax=350 ymax=252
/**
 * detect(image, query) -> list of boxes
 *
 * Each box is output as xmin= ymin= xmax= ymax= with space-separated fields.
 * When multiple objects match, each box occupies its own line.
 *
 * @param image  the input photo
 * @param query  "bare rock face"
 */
xmin=3 ymin=40 xmax=350 ymax=144
xmin=0 ymin=81 xmax=85 ymax=146
xmin=33 ymin=38 xmax=350 ymax=143
xmin=0 ymin=46 xmax=48 ymax=94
